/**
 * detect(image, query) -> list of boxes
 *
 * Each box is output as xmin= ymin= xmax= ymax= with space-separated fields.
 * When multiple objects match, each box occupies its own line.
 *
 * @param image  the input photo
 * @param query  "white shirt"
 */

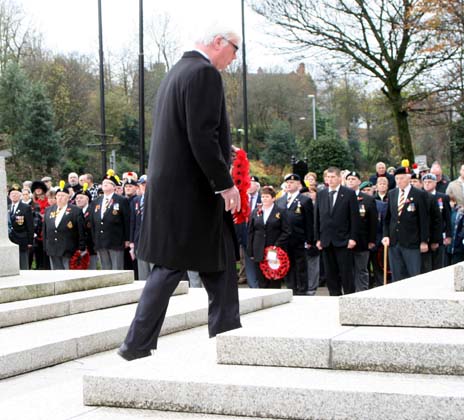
xmin=101 ymin=193 xmax=114 ymax=218
xmin=249 ymin=193 xmax=259 ymax=211
xmin=55 ymin=206 xmax=67 ymax=228
xmin=328 ymin=185 xmax=341 ymax=206
xmin=82 ymin=205 xmax=88 ymax=214
xmin=286 ymin=192 xmax=299 ymax=208
xmin=263 ymin=204 xmax=274 ymax=224
xmin=397 ymin=184 xmax=411 ymax=206
xmin=10 ymin=202 xmax=19 ymax=214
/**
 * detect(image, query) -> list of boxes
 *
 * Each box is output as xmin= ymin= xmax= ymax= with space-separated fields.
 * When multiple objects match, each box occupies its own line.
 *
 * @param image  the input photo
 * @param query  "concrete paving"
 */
xmin=83 ymin=314 xmax=464 ymax=420
xmin=0 ymin=288 xmax=291 ymax=380
xmin=0 ymin=280 xmax=188 ymax=328
xmin=339 ymin=265 xmax=464 ymax=328
xmin=0 ymin=270 xmax=134 ymax=303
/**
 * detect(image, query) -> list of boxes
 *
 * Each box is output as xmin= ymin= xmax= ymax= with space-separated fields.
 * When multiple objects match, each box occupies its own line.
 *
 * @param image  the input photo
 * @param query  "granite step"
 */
xmin=217 ymin=297 xmax=464 ymax=375
xmin=0 ymin=288 xmax=291 ymax=380
xmin=83 ymin=320 xmax=464 ymax=420
xmin=454 ymin=262 xmax=464 ymax=291
xmin=0 ymin=280 xmax=188 ymax=328
xmin=0 ymin=270 xmax=134 ymax=304
xmin=339 ymin=265 xmax=464 ymax=328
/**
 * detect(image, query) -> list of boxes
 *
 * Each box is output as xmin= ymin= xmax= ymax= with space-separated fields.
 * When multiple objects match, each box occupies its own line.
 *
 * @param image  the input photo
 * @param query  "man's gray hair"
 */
xmin=194 ymin=23 xmax=240 ymax=46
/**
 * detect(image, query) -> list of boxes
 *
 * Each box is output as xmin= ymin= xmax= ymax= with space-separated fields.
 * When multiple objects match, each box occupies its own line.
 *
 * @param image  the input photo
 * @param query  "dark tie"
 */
xmin=329 ymin=190 xmax=336 ymax=213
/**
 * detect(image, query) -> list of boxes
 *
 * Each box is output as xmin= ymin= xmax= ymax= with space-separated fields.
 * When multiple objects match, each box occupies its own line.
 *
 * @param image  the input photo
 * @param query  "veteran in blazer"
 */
xmin=8 ymin=184 xmax=33 ymax=269
xmin=118 ymin=26 xmax=242 ymax=362
xmin=248 ymin=186 xmax=290 ymax=288
xmin=382 ymin=166 xmax=429 ymax=281
xmin=43 ymin=186 xmax=86 ymax=270
xmin=345 ymin=172 xmax=378 ymax=292
xmin=315 ymin=167 xmax=361 ymax=296
xmin=89 ymin=175 xmax=130 ymax=270
xmin=276 ymin=174 xmax=314 ymax=295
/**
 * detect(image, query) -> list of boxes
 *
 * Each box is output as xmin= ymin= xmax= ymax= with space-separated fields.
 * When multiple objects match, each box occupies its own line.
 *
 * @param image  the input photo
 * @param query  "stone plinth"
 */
xmin=454 ymin=263 xmax=464 ymax=291
xmin=0 ymin=157 xmax=19 ymax=277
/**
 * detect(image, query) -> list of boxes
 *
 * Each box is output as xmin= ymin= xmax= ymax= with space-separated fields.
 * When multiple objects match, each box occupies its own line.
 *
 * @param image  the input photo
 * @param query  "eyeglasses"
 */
xmin=223 ymin=37 xmax=239 ymax=52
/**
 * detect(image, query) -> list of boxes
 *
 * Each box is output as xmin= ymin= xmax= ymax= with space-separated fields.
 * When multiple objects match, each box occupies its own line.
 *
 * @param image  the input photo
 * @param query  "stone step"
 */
xmin=454 ymin=262 xmax=464 ymax=291
xmin=217 ymin=297 xmax=464 ymax=375
xmin=339 ymin=265 xmax=464 ymax=328
xmin=0 ymin=270 xmax=134 ymax=304
xmin=83 ymin=320 xmax=464 ymax=420
xmin=0 ymin=280 xmax=188 ymax=328
xmin=0 ymin=288 xmax=291 ymax=380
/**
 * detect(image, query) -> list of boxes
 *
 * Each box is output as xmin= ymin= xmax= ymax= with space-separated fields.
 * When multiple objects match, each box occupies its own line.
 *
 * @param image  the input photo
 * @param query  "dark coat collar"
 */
xmin=182 ymin=50 xmax=211 ymax=63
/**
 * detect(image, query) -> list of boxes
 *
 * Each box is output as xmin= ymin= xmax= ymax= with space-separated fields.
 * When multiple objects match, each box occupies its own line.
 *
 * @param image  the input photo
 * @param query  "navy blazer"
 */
xmin=383 ymin=186 xmax=429 ymax=248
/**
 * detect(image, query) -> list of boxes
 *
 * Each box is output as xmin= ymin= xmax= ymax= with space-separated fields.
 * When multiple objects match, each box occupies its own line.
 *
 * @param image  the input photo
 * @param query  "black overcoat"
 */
xmin=137 ymin=51 xmax=235 ymax=272
xmin=8 ymin=201 xmax=33 ymax=250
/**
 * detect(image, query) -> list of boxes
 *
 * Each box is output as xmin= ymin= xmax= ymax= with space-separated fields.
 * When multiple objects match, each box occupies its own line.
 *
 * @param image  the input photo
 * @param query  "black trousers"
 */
xmin=284 ymin=246 xmax=308 ymax=295
xmin=322 ymin=244 xmax=355 ymax=296
xmin=123 ymin=221 xmax=242 ymax=351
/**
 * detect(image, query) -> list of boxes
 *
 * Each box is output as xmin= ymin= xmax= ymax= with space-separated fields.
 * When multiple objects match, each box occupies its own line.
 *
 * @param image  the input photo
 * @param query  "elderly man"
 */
xmin=67 ymin=172 xmax=79 ymax=188
xmin=119 ymin=25 xmax=242 ymax=361
xmin=369 ymin=162 xmax=396 ymax=190
xmin=43 ymin=184 xmax=86 ymax=269
xmin=89 ymin=173 xmax=130 ymax=270
xmin=382 ymin=166 xmax=429 ymax=281
xmin=430 ymin=161 xmax=450 ymax=194
xmin=446 ymin=164 xmax=464 ymax=206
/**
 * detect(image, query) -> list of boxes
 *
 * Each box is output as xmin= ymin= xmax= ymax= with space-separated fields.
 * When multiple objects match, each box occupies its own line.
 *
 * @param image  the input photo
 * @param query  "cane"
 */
xmin=383 ymin=243 xmax=388 ymax=285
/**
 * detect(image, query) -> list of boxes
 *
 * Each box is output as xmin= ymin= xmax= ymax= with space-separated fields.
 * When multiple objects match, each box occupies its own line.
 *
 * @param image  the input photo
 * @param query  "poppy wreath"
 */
xmin=259 ymin=246 xmax=290 ymax=280
xmin=69 ymin=249 xmax=90 ymax=270
xmin=232 ymin=148 xmax=251 ymax=224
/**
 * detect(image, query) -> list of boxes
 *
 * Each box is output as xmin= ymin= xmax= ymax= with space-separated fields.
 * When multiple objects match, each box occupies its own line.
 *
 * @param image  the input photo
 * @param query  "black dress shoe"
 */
xmin=117 ymin=343 xmax=152 ymax=361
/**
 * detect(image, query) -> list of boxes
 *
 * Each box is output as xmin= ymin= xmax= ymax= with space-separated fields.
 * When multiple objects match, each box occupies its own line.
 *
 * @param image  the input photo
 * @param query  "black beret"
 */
xmin=284 ymin=173 xmax=301 ymax=182
xmin=394 ymin=166 xmax=412 ymax=175
xmin=346 ymin=171 xmax=361 ymax=180
xmin=8 ymin=184 xmax=21 ymax=194
xmin=250 ymin=175 xmax=260 ymax=183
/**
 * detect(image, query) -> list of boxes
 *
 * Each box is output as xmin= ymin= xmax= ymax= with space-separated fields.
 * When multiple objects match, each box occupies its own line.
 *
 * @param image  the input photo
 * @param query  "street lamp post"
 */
xmin=308 ymin=94 xmax=317 ymax=140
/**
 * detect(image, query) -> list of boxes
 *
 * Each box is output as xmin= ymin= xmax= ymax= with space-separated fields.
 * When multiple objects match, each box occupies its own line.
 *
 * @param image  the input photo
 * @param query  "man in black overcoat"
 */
xmin=118 ymin=26 xmax=242 ymax=361
xmin=315 ymin=167 xmax=361 ymax=295
xmin=382 ymin=167 xmax=429 ymax=281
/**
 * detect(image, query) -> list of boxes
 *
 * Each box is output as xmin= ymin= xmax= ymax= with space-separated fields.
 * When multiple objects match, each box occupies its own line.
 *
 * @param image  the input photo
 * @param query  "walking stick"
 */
xmin=383 ymin=244 xmax=388 ymax=285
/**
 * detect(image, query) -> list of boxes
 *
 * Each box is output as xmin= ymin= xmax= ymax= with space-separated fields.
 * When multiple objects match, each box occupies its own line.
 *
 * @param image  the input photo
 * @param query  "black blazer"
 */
xmin=383 ymin=186 xmax=429 ymax=248
xmin=315 ymin=185 xmax=361 ymax=248
xmin=434 ymin=191 xmax=452 ymax=242
xmin=89 ymin=194 xmax=130 ymax=251
xmin=247 ymin=205 xmax=290 ymax=261
xmin=354 ymin=192 xmax=378 ymax=251
xmin=130 ymin=195 xmax=143 ymax=248
xmin=8 ymin=201 xmax=33 ymax=250
xmin=276 ymin=193 xmax=314 ymax=248
xmin=82 ymin=206 xmax=96 ymax=255
xmin=43 ymin=204 xmax=86 ymax=257
xmin=137 ymin=51 xmax=236 ymax=272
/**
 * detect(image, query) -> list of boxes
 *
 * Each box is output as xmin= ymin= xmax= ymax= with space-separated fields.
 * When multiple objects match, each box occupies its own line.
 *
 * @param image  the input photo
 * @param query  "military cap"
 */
xmin=102 ymin=169 xmax=121 ymax=186
xmin=345 ymin=171 xmax=361 ymax=180
xmin=284 ymin=173 xmax=301 ymax=182
xmin=250 ymin=175 xmax=260 ymax=183
xmin=359 ymin=181 xmax=373 ymax=190
xmin=55 ymin=180 xmax=70 ymax=195
xmin=422 ymin=173 xmax=437 ymax=182
xmin=8 ymin=184 xmax=21 ymax=194
xmin=137 ymin=174 xmax=147 ymax=185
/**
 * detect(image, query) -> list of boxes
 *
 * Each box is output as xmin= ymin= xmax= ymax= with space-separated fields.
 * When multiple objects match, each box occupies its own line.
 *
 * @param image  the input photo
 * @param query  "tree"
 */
xmin=262 ymin=119 xmax=296 ymax=167
xmin=15 ymin=82 xmax=61 ymax=178
xmin=305 ymin=137 xmax=354 ymax=180
xmin=251 ymin=0 xmax=457 ymax=160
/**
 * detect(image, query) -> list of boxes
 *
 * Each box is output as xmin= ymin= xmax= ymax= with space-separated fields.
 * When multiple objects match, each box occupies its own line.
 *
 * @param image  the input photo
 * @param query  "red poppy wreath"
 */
xmin=259 ymin=246 xmax=290 ymax=280
xmin=69 ymin=249 xmax=90 ymax=270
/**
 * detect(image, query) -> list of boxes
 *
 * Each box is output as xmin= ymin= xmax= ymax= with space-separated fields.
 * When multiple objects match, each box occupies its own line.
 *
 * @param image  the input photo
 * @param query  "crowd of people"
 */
xmin=6 ymin=159 xmax=464 ymax=296
xmin=239 ymin=160 xmax=464 ymax=296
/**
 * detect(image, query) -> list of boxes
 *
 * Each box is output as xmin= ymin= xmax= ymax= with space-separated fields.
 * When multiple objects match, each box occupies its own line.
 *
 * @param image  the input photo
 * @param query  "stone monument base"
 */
xmin=0 ymin=242 xmax=19 ymax=277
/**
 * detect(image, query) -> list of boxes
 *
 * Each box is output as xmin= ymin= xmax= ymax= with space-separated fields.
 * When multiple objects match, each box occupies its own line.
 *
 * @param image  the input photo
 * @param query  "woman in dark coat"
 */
xmin=247 ymin=186 xmax=291 ymax=288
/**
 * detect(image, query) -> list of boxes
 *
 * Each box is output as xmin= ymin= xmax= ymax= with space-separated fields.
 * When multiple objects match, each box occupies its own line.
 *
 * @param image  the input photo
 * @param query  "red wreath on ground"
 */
xmin=259 ymin=246 xmax=290 ymax=280
xmin=232 ymin=148 xmax=251 ymax=224
xmin=69 ymin=249 xmax=90 ymax=270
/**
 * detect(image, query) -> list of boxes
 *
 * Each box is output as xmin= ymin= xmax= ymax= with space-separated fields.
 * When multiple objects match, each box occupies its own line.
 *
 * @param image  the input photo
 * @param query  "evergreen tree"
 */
xmin=16 ymin=82 xmax=61 ymax=178
xmin=262 ymin=119 xmax=296 ymax=168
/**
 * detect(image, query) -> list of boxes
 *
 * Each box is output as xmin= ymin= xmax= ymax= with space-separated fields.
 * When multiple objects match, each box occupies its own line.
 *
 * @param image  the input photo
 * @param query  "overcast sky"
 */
xmin=16 ymin=0 xmax=302 ymax=72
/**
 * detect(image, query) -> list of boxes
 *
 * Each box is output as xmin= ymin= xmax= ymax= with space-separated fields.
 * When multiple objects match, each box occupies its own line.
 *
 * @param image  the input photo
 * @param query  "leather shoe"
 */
xmin=117 ymin=343 xmax=152 ymax=361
